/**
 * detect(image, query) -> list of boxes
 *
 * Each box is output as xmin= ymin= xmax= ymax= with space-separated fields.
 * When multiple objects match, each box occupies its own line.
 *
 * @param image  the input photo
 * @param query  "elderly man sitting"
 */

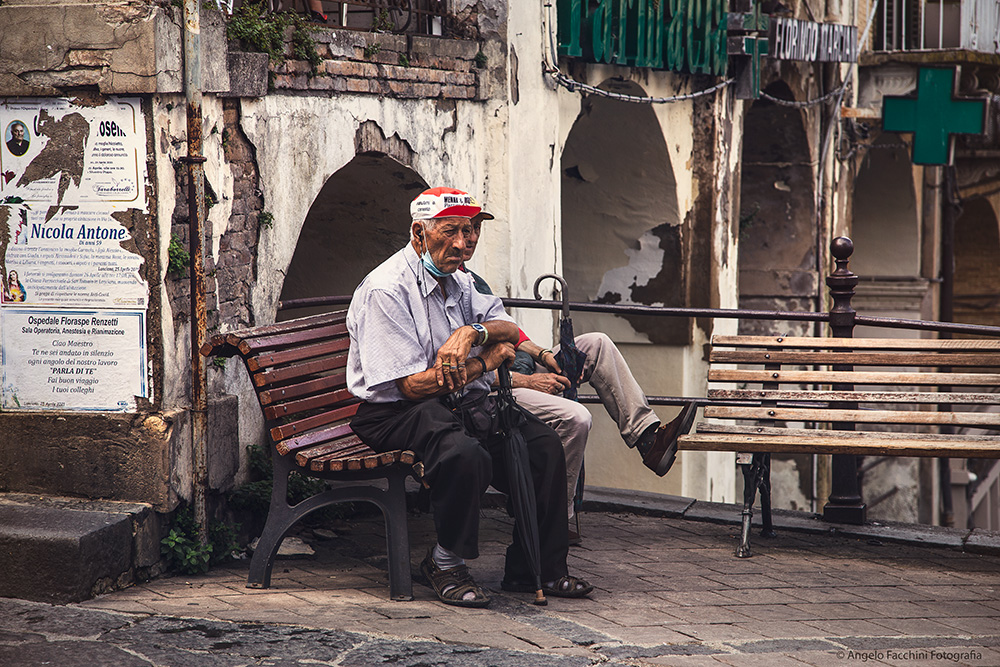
xmin=460 ymin=210 xmax=697 ymax=543
xmin=346 ymin=187 xmax=593 ymax=608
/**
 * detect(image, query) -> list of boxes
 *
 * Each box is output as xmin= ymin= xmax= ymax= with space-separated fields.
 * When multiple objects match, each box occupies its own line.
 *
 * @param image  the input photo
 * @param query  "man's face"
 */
xmin=11 ymin=125 xmax=23 ymax=141
xmin=462 ymin=218 xmax=482 ymax=262
xmin=417 ymin=216 xmax=470 ymax=274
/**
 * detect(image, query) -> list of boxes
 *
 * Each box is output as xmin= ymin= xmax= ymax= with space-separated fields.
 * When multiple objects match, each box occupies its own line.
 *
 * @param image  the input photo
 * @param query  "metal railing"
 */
xmin=877 ymin=0 xmax=1000 ymax=53
xmin=276 ymin=237 xmax=1000 ymax=528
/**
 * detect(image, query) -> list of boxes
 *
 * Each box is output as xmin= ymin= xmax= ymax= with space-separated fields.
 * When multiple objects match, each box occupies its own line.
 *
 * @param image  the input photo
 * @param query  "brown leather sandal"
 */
xmin=502 ymin=574 xmax=594 ymax=598
xmin=420 ymin=551 xmax=491 ymax=608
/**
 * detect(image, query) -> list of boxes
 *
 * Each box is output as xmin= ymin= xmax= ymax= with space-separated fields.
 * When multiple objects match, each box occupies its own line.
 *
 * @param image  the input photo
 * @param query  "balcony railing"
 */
xmin=877 ymin=0 xmax=1000 ymax=52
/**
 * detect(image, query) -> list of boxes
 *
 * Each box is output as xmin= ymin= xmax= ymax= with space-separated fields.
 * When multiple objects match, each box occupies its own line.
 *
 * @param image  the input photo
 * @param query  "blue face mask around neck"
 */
xmin=421 ymin=250 xmax=451 ymax=278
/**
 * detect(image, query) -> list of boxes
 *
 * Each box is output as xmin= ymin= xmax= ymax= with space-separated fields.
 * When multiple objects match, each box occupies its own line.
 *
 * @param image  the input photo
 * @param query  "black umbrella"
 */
xmin=532 ymin=274 xmax=588 ymax=400
xmin=495 ymin=364 xmax=547 ymax=606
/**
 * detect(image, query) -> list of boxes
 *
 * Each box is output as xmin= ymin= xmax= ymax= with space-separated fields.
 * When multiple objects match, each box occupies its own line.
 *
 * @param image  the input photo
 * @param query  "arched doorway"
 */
xmin=737 ymin=81 xmax=817 ymax=513
xmin=559 ymin=78 xmax=686 ymax=497
xmin=851 ymin=134 xmax=921 ymax=279
xmin=847 ymin=134 xmax=926 ymax=524
xmin=278 ymin=154 xmax=427 ymax=319
xmin=738 ymin=81 xmax=817 ymax=336
xmin=954 ymin=197 xmax=1000 ymax=328
xmin=560 ymin=79 xmax=684 ymax=345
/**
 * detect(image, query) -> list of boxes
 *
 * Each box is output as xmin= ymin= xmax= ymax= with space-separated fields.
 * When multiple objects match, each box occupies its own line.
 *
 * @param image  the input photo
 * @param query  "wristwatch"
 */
xmin=470 ymin=323 xmax=488 ymax=346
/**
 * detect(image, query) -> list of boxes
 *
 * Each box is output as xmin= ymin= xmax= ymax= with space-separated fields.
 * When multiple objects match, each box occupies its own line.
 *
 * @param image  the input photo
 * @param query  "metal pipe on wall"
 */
xmin=183 ymin=0 xmax=209 ymax=544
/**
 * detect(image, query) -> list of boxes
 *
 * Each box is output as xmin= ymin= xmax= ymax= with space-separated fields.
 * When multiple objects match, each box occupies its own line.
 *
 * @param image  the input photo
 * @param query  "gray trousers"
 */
xmin=512 ymin=332 xmax=659 ymax=518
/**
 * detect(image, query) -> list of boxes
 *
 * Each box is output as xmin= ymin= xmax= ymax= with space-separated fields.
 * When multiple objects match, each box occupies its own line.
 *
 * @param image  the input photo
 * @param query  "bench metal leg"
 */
xmin=758 ymin=454 xmax=776 ymax=539
xmin=736 ymin=453 xmax=775 ymax=558
xmin=248 ymin=450 xmax=414 ymax=601
xmin=737 ymin=461 xmax=757 ymax=558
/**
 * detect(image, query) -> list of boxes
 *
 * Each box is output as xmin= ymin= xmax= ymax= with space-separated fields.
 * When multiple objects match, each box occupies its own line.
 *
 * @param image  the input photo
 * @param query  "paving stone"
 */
xmin=870 ymin=617 xmax=971 ymax=636
xmin=671 ymin=623 xmax=769 ymax=642
xmin=0 ymin=640 xmax=153 ymax=667
xmin=852 ymin=601 xmax=939 ymax=618
xmin=6 ymin=501 xmax=1000 ymax=665
xmin=911 ymin=600 xmax=1000 ymax=618
xmin=721 ymin=603 xmax=818 ymax=622
xmin=731 ymin=620 xmax=832 ymax=639
xmin=787 ymin=603 xmax=869 ymax=620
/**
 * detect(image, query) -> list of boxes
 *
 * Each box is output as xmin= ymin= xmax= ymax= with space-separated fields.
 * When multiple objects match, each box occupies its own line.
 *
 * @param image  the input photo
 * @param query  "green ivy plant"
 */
xmin=226 ymin=2 xmax=322 ymax=74
xmin=167 ymin=234 xmax=190 ymax=277
xmin=160 ymin=506 xmax=241 ymax=575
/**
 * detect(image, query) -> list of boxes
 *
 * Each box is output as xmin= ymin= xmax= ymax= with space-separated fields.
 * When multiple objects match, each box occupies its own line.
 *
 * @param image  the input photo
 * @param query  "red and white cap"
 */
xmin=410 ymin=187 xmax=481 ymax=220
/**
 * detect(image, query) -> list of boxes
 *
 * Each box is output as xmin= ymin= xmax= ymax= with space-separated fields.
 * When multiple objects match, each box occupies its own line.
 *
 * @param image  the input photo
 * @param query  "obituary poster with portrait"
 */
xmin=0 ymin=96 xmax=150 ymax=412
xmin=0 ymin=206 xmax=147 ymax=309
xmin=1 ymin=308 xmax=147 ymax=412
xmin=0 ymin=96 xmax=147 ymax=210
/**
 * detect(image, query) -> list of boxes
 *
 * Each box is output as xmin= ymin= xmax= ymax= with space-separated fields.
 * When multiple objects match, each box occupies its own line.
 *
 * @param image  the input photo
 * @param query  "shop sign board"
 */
xmin=768 ymin=17 xmax=858 ymax=62
xmin=557 ymin=0 xmax=728 ymax=75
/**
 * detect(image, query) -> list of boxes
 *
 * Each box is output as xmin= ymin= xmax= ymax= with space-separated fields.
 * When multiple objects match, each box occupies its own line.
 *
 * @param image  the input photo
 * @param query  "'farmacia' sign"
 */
xmin=557 ymin=0 xmax=728 ymax=75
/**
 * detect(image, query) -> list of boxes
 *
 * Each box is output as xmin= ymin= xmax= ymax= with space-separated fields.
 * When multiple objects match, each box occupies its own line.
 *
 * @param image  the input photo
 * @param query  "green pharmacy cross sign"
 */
xmin=882 ymin=68 xmax=987 ymax=166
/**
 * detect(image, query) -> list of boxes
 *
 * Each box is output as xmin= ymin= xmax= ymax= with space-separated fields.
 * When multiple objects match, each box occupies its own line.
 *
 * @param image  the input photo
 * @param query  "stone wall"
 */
xmin=272 ymin=32 xmax=484 ymax=100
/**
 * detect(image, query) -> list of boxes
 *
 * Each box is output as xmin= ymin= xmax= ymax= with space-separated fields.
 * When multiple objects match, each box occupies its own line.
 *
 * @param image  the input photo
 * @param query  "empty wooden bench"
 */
xmin=201 ymin=311 xmax=417 ymax=600
xmin=678 ymin=335 xmax=1000 ymax=557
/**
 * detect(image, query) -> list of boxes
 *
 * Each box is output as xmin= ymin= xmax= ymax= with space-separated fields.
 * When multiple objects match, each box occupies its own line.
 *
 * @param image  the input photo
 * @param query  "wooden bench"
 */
xmin=678 ymin=335 xmax=1000 ymax=557
xmin=201 ymin=311 xmax=417 ymax=600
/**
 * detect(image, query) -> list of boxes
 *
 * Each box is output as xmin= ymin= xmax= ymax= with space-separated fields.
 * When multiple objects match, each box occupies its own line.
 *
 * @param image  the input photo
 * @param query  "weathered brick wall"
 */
xmin=272 ymin=31 xmax=484 ymax=100
xmin=215 ymin=98 xmax=262 ymax=331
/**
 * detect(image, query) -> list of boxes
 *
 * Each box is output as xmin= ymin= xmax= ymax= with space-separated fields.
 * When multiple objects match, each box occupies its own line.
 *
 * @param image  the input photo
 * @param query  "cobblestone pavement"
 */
xmin=3 ymin=506 xmax=1000 ymax=666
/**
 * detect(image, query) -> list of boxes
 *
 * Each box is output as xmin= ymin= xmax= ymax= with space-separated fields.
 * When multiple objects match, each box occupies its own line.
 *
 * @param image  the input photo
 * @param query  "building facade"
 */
xmin=0 ymin=0 xmax=995 ymax=533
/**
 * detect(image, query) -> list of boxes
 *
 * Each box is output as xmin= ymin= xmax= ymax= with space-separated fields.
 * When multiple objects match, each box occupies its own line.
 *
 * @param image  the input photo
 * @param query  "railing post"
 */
xmin=823 ymin=237 xmax=868 ymax=525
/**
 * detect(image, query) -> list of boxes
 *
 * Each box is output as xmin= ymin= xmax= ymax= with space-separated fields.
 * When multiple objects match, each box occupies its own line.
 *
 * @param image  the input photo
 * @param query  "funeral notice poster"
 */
xmin=0 ymin=96 xmax=150 ymax=412
xmin=1 ymin=309 xmax=147 ymax=412
xmin=0 ymin=96 xmax=147 ymax=210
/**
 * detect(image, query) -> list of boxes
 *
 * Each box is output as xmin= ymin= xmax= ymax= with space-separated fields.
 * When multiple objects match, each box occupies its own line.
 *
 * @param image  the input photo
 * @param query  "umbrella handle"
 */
xmin=532 ymin=273 xmax=570 ymax=320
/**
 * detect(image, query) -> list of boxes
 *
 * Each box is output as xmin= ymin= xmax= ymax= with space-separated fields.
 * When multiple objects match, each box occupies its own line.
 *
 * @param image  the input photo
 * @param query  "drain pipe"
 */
xmin=183 ymin=0 xmax=209 ymax=544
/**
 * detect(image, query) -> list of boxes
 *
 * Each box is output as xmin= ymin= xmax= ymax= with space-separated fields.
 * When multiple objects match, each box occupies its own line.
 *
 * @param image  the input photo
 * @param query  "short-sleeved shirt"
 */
xmin=347 ymin=244 xmax=514 ymax=403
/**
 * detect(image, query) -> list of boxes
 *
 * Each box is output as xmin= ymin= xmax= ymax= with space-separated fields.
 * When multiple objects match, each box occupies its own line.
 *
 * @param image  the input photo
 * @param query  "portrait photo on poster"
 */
xmin=5 ymin=120 xmax=29 ymax=157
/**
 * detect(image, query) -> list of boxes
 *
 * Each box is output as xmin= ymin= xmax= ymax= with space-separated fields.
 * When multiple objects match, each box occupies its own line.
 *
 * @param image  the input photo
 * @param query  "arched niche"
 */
xmin=851 ymin=133 xmax=920 ymax=278
xmin=277 ymin=154 xmax=427 ymax=320
xmin=738 ymin=80 xmax=816 ymax=336
xmin=954 ymin=197 xmax=1000 ymax=329
xmin=560 ymin=78 xmax=684 ymax=345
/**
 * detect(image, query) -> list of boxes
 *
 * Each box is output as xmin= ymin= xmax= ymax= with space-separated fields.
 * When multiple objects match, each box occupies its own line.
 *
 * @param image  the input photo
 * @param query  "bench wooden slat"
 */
xmin=269 ymin=402 xmax=360 ymax=442
xmin=252 ymin=353 xmax=349 ymax=387
xmin=710 ymin=349 xmax=1000 ymax=367
xmin=247 ymin=337 xmax=351 ymax=372
xmin=200 ymin=311 xmax=347 ymax=356
xmin=702 ymin=405 xmax=1000 ymax=428
xmin=708 ymin=368 xmax=1000 ymax=386
xmin=692 ymin=422 xmax=1000 ymax=442
xmin=295 ymin=437 xmax=371 ymax=469
xmin=706 ymin=388 xmax=1000 ymax=404
xmin=710 ymin=336 xmax=1000 ymax=351
xmin=678 ymin=432 xmax=1000 ymax=458
xmin=258 ymin=371 xmax=347 ymax=406
xmin=277 ymin=422 xmax=356 ymax=456
xmin=234 ymin=322 xmax=349 ymax=356
xmin=262 ymin=387 xmax=355 ymax=421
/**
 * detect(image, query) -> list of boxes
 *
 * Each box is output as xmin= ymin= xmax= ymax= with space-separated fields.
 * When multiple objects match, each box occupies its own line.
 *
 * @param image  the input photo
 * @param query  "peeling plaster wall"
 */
xmin=238 ymin=94 xmax=507 ymax=321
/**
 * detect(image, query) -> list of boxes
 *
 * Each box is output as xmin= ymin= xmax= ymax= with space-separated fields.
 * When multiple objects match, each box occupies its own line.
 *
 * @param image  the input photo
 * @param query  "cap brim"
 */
xmin=475 ymin=210 xmax=495 ymax=220
xmin=433 ymin=204 xmax=481 ymax=219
